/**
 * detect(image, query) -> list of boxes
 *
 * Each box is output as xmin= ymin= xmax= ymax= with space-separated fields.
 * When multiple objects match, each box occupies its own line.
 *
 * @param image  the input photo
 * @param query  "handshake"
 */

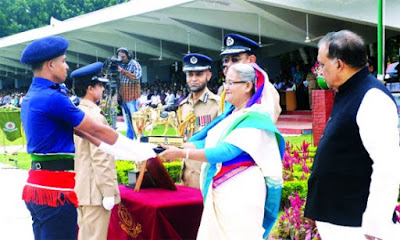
xmin=98 ymin=133 xmax=166 ymax=162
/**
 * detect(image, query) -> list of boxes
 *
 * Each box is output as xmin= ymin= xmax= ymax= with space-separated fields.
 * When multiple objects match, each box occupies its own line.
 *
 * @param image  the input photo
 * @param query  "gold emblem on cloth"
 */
xmin=118 ymin=203 xmax=142 ymax=238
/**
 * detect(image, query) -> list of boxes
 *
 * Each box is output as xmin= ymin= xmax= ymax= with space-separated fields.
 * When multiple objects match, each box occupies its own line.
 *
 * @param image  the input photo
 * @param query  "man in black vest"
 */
xmin=304 ymin=30 xmax=400 ymax=239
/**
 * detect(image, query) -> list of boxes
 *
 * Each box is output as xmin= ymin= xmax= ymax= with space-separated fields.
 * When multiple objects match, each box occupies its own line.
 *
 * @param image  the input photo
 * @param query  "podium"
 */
xmin=107 ymin=185 xmax=203 ymax=240
xmin=285 ymin=90 xmax=297 ymax=111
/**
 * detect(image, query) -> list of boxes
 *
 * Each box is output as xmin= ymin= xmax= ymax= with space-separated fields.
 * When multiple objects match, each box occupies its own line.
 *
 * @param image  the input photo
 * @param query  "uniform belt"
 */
xmin=31 ymin=159 xmax=74 ymax=171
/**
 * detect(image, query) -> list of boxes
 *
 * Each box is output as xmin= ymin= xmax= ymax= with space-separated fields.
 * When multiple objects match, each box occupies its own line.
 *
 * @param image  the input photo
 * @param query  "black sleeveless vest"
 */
xmin=304 ymin=67 xmax=396 ymax=226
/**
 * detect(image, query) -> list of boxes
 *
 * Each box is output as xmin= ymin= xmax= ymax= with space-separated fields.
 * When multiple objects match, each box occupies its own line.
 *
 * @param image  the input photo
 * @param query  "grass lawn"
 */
xmin=142 ymin=125 xmax=178 ymax=137
xmin=0 ymin=151 xmax=30 ymax=170
xmin=0 ymin=130 xmax=29 ymax=169
xmin=0 ymin=130 xmax=26 ymax=146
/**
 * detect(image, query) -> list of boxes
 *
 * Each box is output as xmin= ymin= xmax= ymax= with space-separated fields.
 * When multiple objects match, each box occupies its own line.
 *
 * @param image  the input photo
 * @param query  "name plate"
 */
xmin=141 ymin=136 xmax=184 ymax=148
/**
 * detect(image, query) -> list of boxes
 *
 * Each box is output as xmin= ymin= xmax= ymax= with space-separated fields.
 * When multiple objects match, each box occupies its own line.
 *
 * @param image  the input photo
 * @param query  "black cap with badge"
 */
xmin=182 ymin=53 xmax=213 ymax=72
xmin=220 ymin=33 xmax=259 ymax=56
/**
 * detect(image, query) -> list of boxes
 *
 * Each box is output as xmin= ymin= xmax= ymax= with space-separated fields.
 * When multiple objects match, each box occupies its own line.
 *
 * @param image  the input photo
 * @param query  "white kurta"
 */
xmin=357 ymin=89 xmax=400 ymax=238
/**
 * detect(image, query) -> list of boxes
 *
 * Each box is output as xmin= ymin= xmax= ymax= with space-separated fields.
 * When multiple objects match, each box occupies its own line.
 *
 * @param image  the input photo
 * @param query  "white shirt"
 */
xmin=357 ymin=88 xmax=400 ymax=238
xmin=150 ymin=94 xmax=160 ymax=105
xmin=138 ymin=94 xmax=148 ymax=106
xmin=165 ymin=93 xmax=175 ymax=105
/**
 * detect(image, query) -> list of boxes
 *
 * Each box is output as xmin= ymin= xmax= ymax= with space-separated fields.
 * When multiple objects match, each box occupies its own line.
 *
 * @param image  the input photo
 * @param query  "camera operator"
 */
xmin=117 ymin=47 xmax=142 ymax=139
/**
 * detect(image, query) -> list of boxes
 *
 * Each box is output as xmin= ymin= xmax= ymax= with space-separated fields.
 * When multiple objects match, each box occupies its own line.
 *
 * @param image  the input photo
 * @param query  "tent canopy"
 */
xmin=0 ymin=0 xmax=399 ymax=82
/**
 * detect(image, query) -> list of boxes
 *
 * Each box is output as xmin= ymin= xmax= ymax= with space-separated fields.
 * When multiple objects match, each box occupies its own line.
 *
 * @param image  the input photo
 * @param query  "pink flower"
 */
xmin=302 ymin=161 xmax=310 ymax=174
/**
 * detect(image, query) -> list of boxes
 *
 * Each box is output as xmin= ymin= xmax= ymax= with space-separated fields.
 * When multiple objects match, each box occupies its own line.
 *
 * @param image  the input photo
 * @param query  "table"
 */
xmin=107 ymin=185 xmax=203 ymax=240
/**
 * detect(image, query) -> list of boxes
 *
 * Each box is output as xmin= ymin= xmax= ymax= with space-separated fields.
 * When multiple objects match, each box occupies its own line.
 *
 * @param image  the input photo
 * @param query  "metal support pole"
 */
xmin=377 ymin=0 xmax=384 ymax=81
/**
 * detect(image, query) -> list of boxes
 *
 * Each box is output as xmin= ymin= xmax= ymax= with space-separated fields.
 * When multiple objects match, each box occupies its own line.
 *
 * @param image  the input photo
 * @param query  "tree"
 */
xmin=0 ymin=0 xmax=129 ymax=37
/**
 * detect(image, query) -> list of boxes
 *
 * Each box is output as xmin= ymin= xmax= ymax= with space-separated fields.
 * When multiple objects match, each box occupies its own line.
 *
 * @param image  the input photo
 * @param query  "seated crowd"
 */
xmin=0 ymin=88 xmax=28 ymax=107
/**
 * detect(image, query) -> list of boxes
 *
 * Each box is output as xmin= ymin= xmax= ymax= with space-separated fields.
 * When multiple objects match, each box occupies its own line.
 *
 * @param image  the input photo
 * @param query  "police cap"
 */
xmin=70 ymin=62 xmax=108 ymax=83
xmin=182 ymin=53 xmax=213 ymax=72
xmin=220 ymin=33 xmax=259 ymax=56
xmin=21 ymin=36 xmax=69 ymax=65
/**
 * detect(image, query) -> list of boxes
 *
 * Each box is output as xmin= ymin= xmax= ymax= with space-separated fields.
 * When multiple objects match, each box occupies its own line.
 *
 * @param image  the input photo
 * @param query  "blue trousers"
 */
xmin=25 ymin=200 xmax=77 ymax=240
xmin=121 ymin=99 xmax=138 ymax=139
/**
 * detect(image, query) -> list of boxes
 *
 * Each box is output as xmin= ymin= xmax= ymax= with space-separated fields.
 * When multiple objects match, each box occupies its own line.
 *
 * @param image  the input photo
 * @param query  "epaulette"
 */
xmin=50 ymin=83 xmax=69 ymax=95
xmin=179 ymin=96 xmax=190 ymax=106
xmin=203 ymin=92 xmax=209 ymax=103
xmin=207 ymin=92 xmax=221 ymax=102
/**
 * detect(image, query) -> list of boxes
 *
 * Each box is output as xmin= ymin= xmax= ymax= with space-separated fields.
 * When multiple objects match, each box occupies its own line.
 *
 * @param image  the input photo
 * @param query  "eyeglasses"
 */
xmin=222 ymin=56 xmax=243 ymax=64
xmin=223 ymin=81 xmax=248 ymax=87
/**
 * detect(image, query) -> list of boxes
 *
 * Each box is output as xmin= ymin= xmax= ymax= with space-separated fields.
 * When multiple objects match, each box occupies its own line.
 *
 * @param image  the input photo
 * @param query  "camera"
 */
xmin=104 ymin=55 xmax=123 ymax=74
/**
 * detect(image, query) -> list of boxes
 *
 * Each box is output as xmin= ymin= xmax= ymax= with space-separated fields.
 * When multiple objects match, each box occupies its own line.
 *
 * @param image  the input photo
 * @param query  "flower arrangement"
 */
xmin=276 ymin=192 xmax=320 ymax=240
xmin=311 ymin=61 xmax=320 ymax=77
xmin=311 ymin=61 xmax=329 ymax=89
xmin=282 ymin=141 xmax=312 ymax=182
xmin=274 ymin=140 xmax=320 ymax=240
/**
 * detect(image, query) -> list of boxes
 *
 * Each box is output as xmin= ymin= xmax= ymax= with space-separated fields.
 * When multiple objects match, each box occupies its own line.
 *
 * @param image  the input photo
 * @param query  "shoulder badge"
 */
xmin=59 ymin=88 xmax=68 ymax=95
xmin=51 ymin=83 xmax=69 ymax=95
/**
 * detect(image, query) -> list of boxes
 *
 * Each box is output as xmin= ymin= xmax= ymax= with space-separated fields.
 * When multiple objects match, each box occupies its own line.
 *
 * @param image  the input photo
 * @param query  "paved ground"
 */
xmin=0 ymin=163 xmax=33 ymax=240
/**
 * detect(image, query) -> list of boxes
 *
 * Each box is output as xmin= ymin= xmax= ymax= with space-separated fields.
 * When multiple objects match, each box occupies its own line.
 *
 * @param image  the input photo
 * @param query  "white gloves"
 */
xmin=99 ymin=133 xmax=156 ymax=161
xmin=102 ymin=196 xmax=115 ymax=211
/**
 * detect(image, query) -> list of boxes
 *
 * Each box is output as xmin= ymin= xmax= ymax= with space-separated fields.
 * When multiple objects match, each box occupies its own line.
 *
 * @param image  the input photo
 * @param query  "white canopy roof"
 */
xmin=0 ymin=0 xmax=399 ymax=81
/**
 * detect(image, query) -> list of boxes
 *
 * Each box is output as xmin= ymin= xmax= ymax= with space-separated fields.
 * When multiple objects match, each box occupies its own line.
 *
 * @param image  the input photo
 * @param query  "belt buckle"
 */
xmin=34 ymin=162 xmax=42 ymax=170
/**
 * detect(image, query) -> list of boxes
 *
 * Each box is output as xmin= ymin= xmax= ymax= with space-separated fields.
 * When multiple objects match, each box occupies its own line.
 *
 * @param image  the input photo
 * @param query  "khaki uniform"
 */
xmin=178 ymin=88 xmax=220 ymax=188
xmin=74 ymin=99 xmax=121 ymax=240
xmin=306 ymin=72 xmax=318 ymax=109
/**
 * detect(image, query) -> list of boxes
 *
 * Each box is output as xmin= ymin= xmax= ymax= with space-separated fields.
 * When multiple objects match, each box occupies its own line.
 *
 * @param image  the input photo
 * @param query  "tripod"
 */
xmin=103 ymin=71 xmax=136 ymax=139
xmin=103 ymin=76 xmax=119 ymax=129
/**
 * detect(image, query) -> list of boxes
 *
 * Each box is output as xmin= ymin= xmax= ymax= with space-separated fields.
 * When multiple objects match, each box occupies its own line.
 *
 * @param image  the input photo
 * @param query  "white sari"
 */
xmin=197 ymin=108 xmax=282 ymax=240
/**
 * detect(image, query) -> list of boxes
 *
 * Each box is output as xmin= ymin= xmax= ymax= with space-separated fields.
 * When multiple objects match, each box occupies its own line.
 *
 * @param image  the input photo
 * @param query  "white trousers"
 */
xmin=316 ymin=221 xmax=365 ymax=240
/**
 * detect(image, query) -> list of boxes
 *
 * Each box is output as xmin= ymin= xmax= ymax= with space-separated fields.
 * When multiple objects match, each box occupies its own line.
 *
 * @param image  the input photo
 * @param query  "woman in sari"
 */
xmin=160 ymin=63 xmax=285 ymax=239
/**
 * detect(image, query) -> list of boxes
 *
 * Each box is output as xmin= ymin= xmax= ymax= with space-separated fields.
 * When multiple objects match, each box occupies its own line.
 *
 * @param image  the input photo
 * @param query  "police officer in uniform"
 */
xmin=71 ymin=62 xmax=121 ymax=240
xmin=220 ymin=33 xmax=281 ymax=122
xmin=178 ymin=53 xmax=220 ymax=189
xmin=20 ymin=36 xmax=155 ymax=239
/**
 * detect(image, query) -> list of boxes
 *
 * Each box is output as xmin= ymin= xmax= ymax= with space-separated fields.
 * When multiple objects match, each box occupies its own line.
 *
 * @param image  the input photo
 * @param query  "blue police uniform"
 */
xmin=22 ymin=78 xmax=84 ymax=154
xmin=20 ymin=36 xmax=85 ymax=240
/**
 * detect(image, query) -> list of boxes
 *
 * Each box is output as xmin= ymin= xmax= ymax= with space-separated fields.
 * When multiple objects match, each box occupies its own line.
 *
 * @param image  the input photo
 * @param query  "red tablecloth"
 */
xmin=107 ymin=185 xmax=203 ymax=240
